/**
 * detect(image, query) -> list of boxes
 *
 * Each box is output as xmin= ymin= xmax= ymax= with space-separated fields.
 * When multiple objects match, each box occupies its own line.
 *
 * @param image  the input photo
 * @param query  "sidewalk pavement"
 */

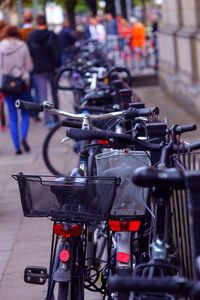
xmin=0 ymin=85 xmax=200 ymax=299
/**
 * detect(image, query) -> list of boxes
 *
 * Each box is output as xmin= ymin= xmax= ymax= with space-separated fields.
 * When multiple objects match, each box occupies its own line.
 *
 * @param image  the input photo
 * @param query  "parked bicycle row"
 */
xmin=12 ymin=40 xmax=200 ymax=299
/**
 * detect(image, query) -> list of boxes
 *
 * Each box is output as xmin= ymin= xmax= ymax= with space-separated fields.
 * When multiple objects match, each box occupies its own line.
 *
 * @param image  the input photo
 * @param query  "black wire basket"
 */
xmin=171 ymin=151 xmax=200 ymax=279
xmin=12 ymin=174 xmax=120 ymax=223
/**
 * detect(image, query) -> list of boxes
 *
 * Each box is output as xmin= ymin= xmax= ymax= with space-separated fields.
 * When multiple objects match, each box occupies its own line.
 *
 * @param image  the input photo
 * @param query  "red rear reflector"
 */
xmin=71 ymin=224 xmax=82 ymax=236
xmin=116 ymin=252 xmax=130 ymax=263
xmin=97 ymin=139 xmax=109 ymax=145
xmin=108 ymin=221 xmax=121 ymax=231
xmin=129 ymin=220 xmax=141 ymax=231
xmin=53 ymin=223 xmax=82 ymax=238
xmin=53 ymin=223 xmax=64 ymax=236
xmin=59 ymin=249 xmax=70 ymax=262
xmin=108 ymin=220 xmax=141 ymax=232
xmin=53 ymin=224 xmax=70 ymax=238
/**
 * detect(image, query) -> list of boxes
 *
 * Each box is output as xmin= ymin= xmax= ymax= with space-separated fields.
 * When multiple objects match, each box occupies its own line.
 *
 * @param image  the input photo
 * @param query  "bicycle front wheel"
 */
xmin=43 ymin=122 xmax=78 ymax=176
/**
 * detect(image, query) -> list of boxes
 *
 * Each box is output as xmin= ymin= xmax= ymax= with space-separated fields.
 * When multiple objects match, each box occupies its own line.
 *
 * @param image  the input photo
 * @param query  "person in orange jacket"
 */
xmin=129 ymin=17 xmax=146 ymax=69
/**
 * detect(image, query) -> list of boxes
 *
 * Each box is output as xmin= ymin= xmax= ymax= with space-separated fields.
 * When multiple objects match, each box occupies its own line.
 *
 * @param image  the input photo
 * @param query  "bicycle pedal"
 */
xmin=24 ymin=266 xmax=48 ymax=285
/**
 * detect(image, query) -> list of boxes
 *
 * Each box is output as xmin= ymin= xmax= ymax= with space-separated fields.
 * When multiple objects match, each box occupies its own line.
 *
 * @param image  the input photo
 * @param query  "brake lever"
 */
xmin=61 ymin=137 xmax=70 ymax=144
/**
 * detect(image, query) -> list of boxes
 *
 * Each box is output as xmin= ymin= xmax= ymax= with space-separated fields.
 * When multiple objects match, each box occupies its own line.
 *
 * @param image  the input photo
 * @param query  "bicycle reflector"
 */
xmin=53 ymin=223 xmax=82 ymax=238
xmin=116 ymin=252 xmax=130 ymax=263
xmin=59 ymin=249 xmax=70 ymax=263
xmin=97 ymin=139 xmax=109 ymax=145
xmin=108 ymin=220 xmax=141 ymax=232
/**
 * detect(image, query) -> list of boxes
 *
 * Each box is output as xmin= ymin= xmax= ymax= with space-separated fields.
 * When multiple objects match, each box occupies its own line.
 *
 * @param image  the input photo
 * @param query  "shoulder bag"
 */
xmin=0 ymin=53 xmax=25 ymax=94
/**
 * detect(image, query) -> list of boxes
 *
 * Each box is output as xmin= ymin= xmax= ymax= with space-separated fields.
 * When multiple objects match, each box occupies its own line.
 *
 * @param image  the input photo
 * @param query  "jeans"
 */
xmin=32 ymin=71 xmax=59 ymax=124
xmin=5 ymin=90 xmax=29 ymax=151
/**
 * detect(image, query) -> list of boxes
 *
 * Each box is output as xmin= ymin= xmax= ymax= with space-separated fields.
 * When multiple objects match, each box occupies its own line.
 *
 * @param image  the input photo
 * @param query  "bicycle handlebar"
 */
xmin=108 ymin=276 xmax=199 ymax=297
xmin=67 ymin=128 xmax=133 ymax=141
xmin=16 ymin=99 xmax=123 ymax=119
xmin=60 ymin=119 xmax=82 ymax=128
xmin=66 ymin=128 xmax=161 ymax=151
xmin=15 ymin=100 xmax=159 ymax=122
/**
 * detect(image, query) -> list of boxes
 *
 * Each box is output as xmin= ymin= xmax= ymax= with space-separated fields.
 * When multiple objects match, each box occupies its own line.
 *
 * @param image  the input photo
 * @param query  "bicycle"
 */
xmin=108 ymin=137 xmax=200 ymax=299
xmin=15 ymin=99 xmax=161 ymax=299
xmin=71 ymin=123 xmax=198 ymax=299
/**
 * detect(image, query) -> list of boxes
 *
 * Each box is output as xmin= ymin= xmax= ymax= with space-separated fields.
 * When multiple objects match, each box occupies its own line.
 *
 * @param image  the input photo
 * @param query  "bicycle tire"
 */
xmin=70 ymin=237 xmax=85 ymax=300
xmin=42 ymin=122 xmax=78 ymax=176
xmin=56 ymin=67 xmax=84 ymax=91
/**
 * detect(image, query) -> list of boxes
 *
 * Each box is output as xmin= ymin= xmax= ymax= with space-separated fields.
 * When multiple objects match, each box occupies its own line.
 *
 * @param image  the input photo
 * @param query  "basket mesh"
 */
xmin=95 ymin=150 xmax=151 ymax=217
xmin=170 ymin=151 xmax=200 ymax=279
xmin=13 ymin=175 xmax=119 ymax=223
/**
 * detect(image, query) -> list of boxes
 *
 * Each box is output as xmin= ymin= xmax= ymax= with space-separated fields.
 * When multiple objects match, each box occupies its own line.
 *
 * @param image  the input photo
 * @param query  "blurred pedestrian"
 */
xmin=19 ymin=10 xmax=40 ymax=121
xmin=19 ymin=10 xmax=34 ymax=42
xmin=58 ymin=19 xmax=76 ymax=64
xmin=28 ymin=14 xmax=60 ymax=128
xmin=0 ymin=25 xmax=33 ymax=154
xmin=150 ymin=14 xmax=159 ymax=70
xmin=129 ymin=17 xmax=146 ymax=69
xmin=0 ymin=20 xmax=7 ymax=131
xmin=95 ymin=15 xmax=106 ymax=43
xmin=87 ymin=16 xmax=106 ymax=43
xmin=105 ymin=13 xmax=118 ymax=52
xmin=117 ymin=16 xmax=130 ymax=57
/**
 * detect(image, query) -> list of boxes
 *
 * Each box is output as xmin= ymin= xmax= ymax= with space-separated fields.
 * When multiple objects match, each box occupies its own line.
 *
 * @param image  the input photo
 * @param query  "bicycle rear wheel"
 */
xmin=43 ymin=123 xmax=78 ymax=176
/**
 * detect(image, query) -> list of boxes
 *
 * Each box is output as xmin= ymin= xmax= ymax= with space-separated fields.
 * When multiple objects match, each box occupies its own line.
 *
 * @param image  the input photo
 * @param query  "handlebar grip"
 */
xmin=15 ymin=99 xmax=44 ymax=112
xmin=66 ymin=128 xmax=133 ymax=141
xmin=175 ymin=124 xmax=197 ymax=134
xmin=132 ymin=166 xmax=185 ymax=189
xmin=123 ymin=107 xmax=159 ymax=120
xmin=109 ymin=276 xmax=193 ymax=294
xmin=67 ymin=128 xmax=162 ymax=151
xmin=180 ymin=141 xmax=200 ymax=151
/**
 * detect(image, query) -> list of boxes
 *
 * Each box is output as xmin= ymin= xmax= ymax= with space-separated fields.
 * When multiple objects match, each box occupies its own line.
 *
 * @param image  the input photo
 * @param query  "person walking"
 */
xmin=58 ymin=19 xmax=76 ymax=64
xmin=117 ymin=17 xmax=130 ymax=59
xmin=28 ymin=14 xmax=60 ymax=127
xmin=0 ymin=20 xmax=7 ymax=131
xmin=87 ymin=16 xmax=106 ymax=43
xmin=129 ymin=17 xmax=146 ymax=69
xmin=19 ymin=10 xmax=34 ymax=42
xmin=105 ymin=13 xmax=118 ymax=53
xmin=0 ymin=25 xmax=33 ymax=154
xmin=19 ymin=10 xmax=40 ymax=122
xmin=150 ymin=14 xmax=159 ymax=70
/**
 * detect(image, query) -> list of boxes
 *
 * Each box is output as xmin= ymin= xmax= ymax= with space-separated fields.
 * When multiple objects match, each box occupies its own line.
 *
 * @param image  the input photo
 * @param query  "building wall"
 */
xmin=159 ymin=0 xmax=200 ymax=117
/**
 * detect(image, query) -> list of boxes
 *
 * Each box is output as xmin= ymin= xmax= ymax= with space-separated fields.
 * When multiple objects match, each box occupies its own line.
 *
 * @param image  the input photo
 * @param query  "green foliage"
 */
xmin=133 ymin=0 xmax=152 ymax=5
xmin=75 ymin=0 xmax=89 ymax=13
